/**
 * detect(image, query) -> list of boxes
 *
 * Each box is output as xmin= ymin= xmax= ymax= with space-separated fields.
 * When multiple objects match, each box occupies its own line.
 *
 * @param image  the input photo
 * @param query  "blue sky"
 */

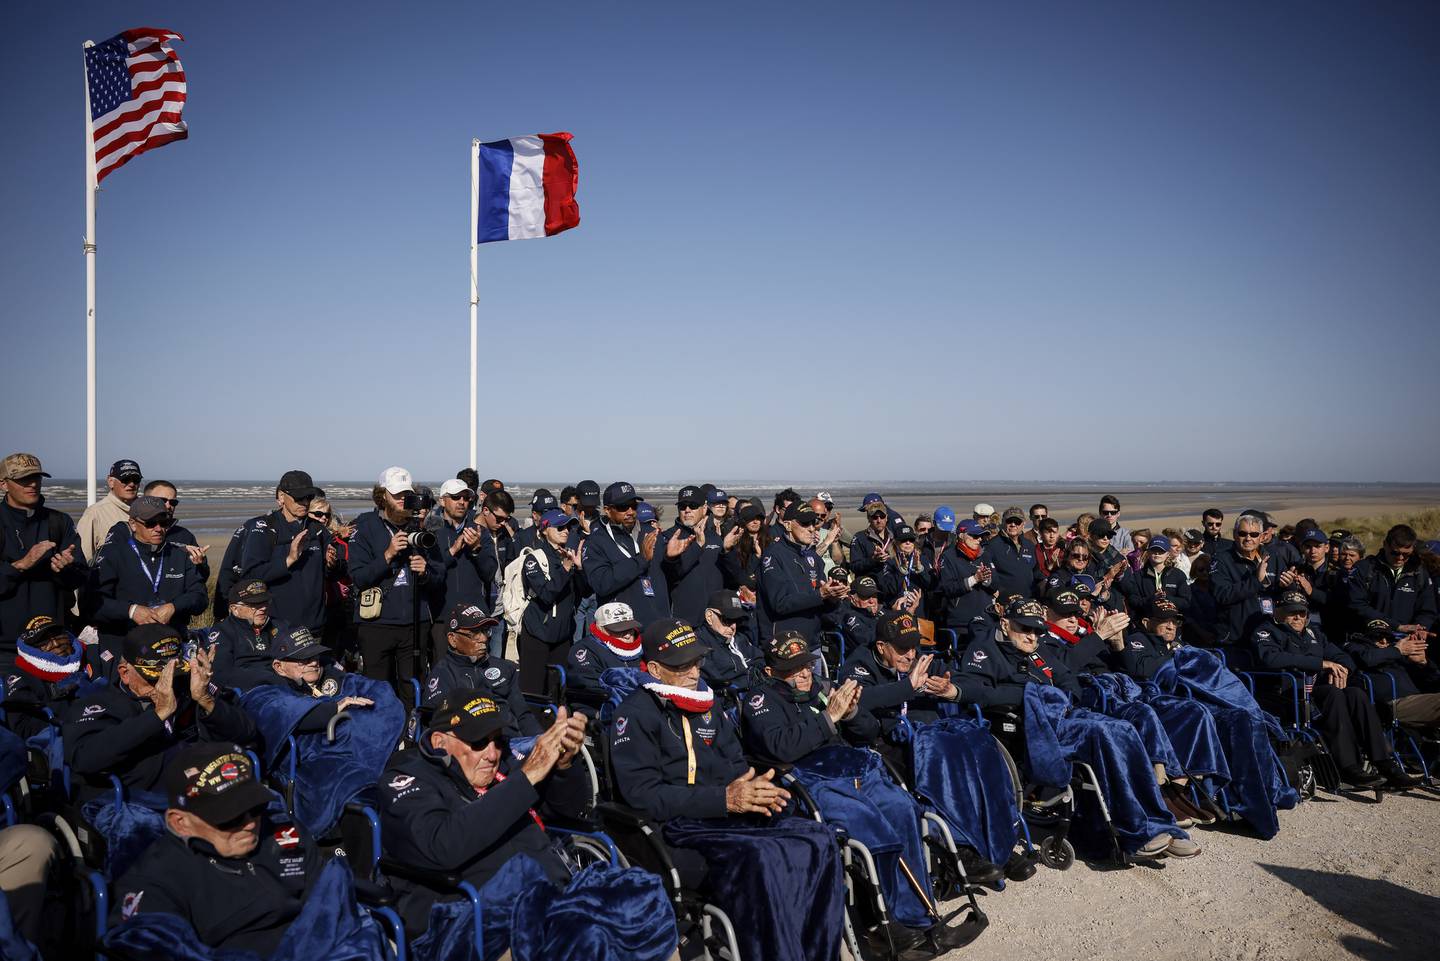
xmin=4 ymin=2 xmax=1438 ymax=484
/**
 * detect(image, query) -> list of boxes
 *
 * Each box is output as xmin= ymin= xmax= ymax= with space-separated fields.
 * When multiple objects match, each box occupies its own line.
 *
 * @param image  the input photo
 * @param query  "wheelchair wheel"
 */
xmin=564 ymin=835 xmax=627 ymax=870
xmin=1037 ymin=835 xmax=1074 ymax=871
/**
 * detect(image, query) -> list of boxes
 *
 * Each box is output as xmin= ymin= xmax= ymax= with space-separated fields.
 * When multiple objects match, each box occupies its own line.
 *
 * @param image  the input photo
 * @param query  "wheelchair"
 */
xmin=972 ymin=705 xmax=1083 ymax=869
xmin=1359 ymin=671 xmax=1437 ymax=790
xmin=1218 ymin=646 xmax=1341 ymax=799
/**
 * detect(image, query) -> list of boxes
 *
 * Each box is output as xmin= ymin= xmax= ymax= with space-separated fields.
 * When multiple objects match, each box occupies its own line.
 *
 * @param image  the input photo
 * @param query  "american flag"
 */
xmin=85 ymin=28 xmax=187 ymax=184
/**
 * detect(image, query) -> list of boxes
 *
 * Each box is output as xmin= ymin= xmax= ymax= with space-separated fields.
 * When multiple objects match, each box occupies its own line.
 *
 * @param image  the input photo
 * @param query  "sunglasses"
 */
xmin=796 ymin=518 xmax=820 ymax=529
xmin=6 ymin=476 xmax=43 ymax=488
xmin=213 ymin=804 xmax=267 ymax=832
xmin=310 ymin=511 xmax=331 ymax=521
xmin=867 ymin=512 xmax=887 ymax=521
xmin=116 ymin=475 xmax=141 ymax=485
xmin=1068 ymin=552 xmax=1090 ymax=559
xmin=1014 ymin=626 xmax=1042 ymax=637
xmin=1100 ymin=509 xmax=1119 ymax=516
xmin=1005 ymin=518 xmax=1023 ymax=525
xmin=1237 ymin=530 xmax=1262 ymax=539
xmin=451 ymin=492 xmax=475 ymax=502
xmin=138 ymin=516 xmax=173 ymax=530
xmin=1030 ymin=514 xmax=1047 ymax=521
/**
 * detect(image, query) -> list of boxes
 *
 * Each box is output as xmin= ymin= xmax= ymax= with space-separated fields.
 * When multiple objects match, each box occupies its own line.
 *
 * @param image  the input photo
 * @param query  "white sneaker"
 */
xmin=1138 ymin=834 xmax=1171 ymax=858
xmin=1166 ymin=836 xmax=1202 ymax=858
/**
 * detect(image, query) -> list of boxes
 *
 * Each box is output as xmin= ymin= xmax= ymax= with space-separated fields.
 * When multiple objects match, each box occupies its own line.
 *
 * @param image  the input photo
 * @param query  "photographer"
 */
xmin=349 ymin=467 xmax=446 ymax=693
xmin=237 ymin=470 xmax=335 ymax=632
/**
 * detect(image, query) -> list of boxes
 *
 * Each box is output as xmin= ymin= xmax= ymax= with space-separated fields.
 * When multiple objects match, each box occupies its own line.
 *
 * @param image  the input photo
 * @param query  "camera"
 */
xmin=404 ymin=528 xmax=437 ymax=550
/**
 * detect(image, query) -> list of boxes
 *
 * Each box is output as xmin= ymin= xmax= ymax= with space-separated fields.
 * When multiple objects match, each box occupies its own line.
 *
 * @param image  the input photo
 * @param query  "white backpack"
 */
xmin=499 ymin=546 xmax=555 ymax=638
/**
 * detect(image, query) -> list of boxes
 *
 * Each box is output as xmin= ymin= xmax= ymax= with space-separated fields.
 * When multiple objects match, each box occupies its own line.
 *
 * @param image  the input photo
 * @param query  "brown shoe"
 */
xmin=1167 ymin=784 xmax=1217 ymax=826
xmin=1160 ymin=786 xmax=1194 ymax=828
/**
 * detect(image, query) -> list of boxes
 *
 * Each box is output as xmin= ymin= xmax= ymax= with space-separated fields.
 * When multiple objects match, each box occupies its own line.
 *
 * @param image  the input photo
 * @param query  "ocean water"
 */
xmin=35 ymin=479 xmax=1440 ymax=537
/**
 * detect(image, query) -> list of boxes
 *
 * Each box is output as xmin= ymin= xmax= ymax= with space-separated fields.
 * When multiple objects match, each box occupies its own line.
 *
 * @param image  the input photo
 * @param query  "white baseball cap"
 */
xmin=973 ymin=502 xmax=995 ymax=517
xmin=438 ymin=478 xmax=474 ymax=498
xmin=595 ymin=602 xmax=641 ymax=633
xmin=378 ymin=466 xmax=414 ymax=496
xmin=815 ymin=490 xmax=835 ymax=506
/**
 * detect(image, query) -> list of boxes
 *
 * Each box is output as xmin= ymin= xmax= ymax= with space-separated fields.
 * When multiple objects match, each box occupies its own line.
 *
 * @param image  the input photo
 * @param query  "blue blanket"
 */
xmin=103 ymin=857 xmax=391 ymax=961
xmin=82 ymin=791 xmax=167 ymax=879
xmin=410 ymin=854 xmax=676 ymax=961
xmin=240 ymin=674 xmax=405 ymax=836
xmin=1151 ymin=647 xmax=1297 ymax=838
xmin=1082 ymin=673 xmax=1227 ymax=780
xmin=1022 ymin=685 xmax=1185 ymax=856
xmin=664 ymin=816 xmax=844 ymax=961
xmin=793 ymin=745 xmax=932 ymax=928
xmin=911 ymin=716 xmax=1020 ymax=868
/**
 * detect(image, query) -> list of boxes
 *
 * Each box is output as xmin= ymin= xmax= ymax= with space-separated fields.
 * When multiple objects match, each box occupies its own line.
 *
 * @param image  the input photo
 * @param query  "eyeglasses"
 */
xmin=138 ymin=517 xmax=173 ymax=530
xmin=1204 ymin=521 xmax=1223 ymax=528
xmin=310 ymin=511 xmax=331 ymax=521
xmin=1100 ymin=509 xmax=1119 ymax=517
xmin=1068 ymin=552 xmax=1090 ymax=559
xmin=1236 ymin=530 xmax=1261 ymax=539
xmin=1004 ymin=518 xmax=1023 ymax=526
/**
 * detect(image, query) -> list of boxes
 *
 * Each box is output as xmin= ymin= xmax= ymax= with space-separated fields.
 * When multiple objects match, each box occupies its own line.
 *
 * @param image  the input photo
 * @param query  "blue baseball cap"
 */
xmin=603 ymin=482 xmax=641 ymax=508
xmin=707 ymin=488 xmax=728 ymax=505
xmin=636 ymin=502 xmax=657 ymax=523
xmin=933 ymin=506 xmax=957 ymax=532
xmin=956 ymin=518 xmax=985 ymax=537
xmin=859 ymin=492 xmax=885 ymax=512
xmin=538 ymin=509 xmax=577 ymax=530
xmin=1147 ymin=535 xmax=1172 ymax=553
xmin=1299 ymin=528 xmax=1327 ymax=545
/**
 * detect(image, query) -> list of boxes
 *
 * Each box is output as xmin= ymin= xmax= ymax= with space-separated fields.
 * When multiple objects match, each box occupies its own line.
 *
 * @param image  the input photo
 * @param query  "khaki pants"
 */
xmin=1393 ymin=693 xmax=1440 ymax=731
xmin=0 ymin=825 xmax=58 ymax=942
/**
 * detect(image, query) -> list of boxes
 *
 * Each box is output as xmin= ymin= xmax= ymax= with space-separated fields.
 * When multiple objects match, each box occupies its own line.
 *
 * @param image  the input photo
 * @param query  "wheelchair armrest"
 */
xmin=377 ymin=856 xmax=464 ymax=890
xmin=353 ymin=876 xmax=397 ymax=907
xmin=593 ymin=800 xmax=652 ymax=830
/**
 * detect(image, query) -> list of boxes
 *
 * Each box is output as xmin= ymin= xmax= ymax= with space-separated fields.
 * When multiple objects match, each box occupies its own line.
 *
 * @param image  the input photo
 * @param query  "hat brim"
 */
xmin=598 ymin=618 xmax=642 ymax=634
xmin=877 ymin=632 xmax=921 ymax=651
xmin=1009 ymin=615 xmax=1048 ymax=631
xmin=1048 ymin=603 xmax=1081 ymax=617
xmin=230 ymin=591 xmax=272 ymax=606
xmin=430 ymin=711 xmax=506 ymax=744
xmin=766 ymin=651 xmax=815 ymax=674
xmin=277 ymin=642 xmax=329 ymax=663
xmin=1150 ymin=611 xmax=1185 ymax=622
xmin=1275 ymin=604 xmax=1308 ymax=615
xmin=453 ymin=617 xmax=501 ymax=633
xmin=934 ymin=521 xmax=956 ymax=532
xmin=186 ymin=779 xmax=277 ymax=827
xmin=577 ymin=495 xmax=601 ymax=507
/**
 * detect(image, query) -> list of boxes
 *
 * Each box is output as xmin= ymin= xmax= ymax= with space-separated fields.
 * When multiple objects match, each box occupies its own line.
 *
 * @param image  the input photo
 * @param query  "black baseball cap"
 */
xmin=603 ymin=481 xmax=641 ymax=508
xmin=575 ymin=480 xmax=601 ymax=507
xmin=1088 ymin=519 xmax=1114 ymax=538
xmin=875 ymin=611 xmax=922 ymax=650
xmin=1364 ymin=618 xmax=1395 ymax=637
xmin=642 ymin=618 xmax=709 ymax=667
xmin=271 ymin=626 xmax=327 ymax=662
xmin=1275 ymin=590 xmax=1309 ymax=614
xmin=165 ymin=743 xmax=275 ymax=826
xmin=894 ymin=525 xmax=917 ymax=543
xmin=277 ymin=469 xmax=320 ymax=501
xmin=706 ymin=589 xmax=746 ymax=621
xmin=447 ymin=601 xmax=499 ymax=632
xmin=481 ymin=479 xmax=506 ymax=495
xmin=828 ymin=565 xmax=852 ymax=584
xmin=427 ymin=689 xmax=507 ymax=743
xmin=1046 ymin=590 xmax=1082 ymax=617
xmin=18 ymin=615 xmax=70 ymax=649
xmin=228 ymin=579 xmax=270 ymax=606
xmin=783 ymin=502 xmax=818 ymax=524
xmin=530 ymin=490 xmax=558 ymax=513
xmin=853 ymin=577 xmax=880 ymax=600
xmin=129 ymin=495 xmax=170 ymax=524
xmin=765 ymin=630 xmax=814 ymax=673
xmin=676 ymin=486 xmax=704 ymax=508
xmin=1147 ymin=598 xmax=1184 ymax=622
xmin=109 ymin=459 xmax=142 ymax=480
xmin=737 ymin=502 xmax=765 ymax=524
xmin=707 ymin=487 xmax=728 ymax=505
xmin=1004 ymin=598 xmax=1048 ymax=631
xmin=122 ymin=624 xmax=191 ymax=680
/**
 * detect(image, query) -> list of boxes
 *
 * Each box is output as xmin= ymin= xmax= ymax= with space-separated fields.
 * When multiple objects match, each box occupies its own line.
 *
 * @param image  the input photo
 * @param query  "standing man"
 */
xmin=431 ymin=478 xmax=496 ymax=662
xmin=101 ymin=480 xmax=209 ymax=583
xmin=983 ymin=507 xmax=1037 ymax=600
xmin=849 ymin=501 xmax=895 ymax=577
xmin=237 ymin=471 xmax=334 ymax=633
xmin=1200 ymin=509 xmax=1227 ymax=557
xmin=760 ymin=502 xmax=848 ymax=645
xmin=0 ymin=454 xmax=85 ymax=654
xmin=581 ymin=482 xmax=672 ymax=628
xmin=1348 ymin=525 xmax=1437 ymax=638
xmin=1098 ymin=495 xmax=1133 ymax=555
xmin=77 ymin=458 xmax=143 ymax=561
xmin=348 ymin=467 xmax=446 ymax=694
xmin=936 ymin=519 xmax=995 ymax=646
xmin=90 ymin=496 xmax=208 ymax=675
xmin=660 ymin=486 xmax=731 ymax=624
xmin=1209 ymin=514 xmax=1286 ymax=646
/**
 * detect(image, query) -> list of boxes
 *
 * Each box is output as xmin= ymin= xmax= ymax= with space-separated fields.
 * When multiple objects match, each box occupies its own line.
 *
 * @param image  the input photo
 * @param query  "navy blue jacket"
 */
xmin=836 ymin=602 xmax=878 ymax=650
xmin=1249 ymin=619 xmax=1352 ymax=674
xmin=519 ymin=542 xmax=579 ymax=644
xmin=580 ymin=522 xmax=668 ymax=628
xmin=1119 ymin=563 xmax=1193 ymax=617
xmin=936 ymin=548 xmax=994 ymax=630
xmin=564 ymin=629 xmax=640 ymax=709
xmin=876 ymin=554 xmax=934 ymax=605
xmin=1114 ymin=630 xmax=1177 ymax=681
xmin=698 ymin=622 xmax=760 ymax=692
xmin=205 ymin=616 xmax=290 ymax=691
xmin=981 ymin=535 xmax=1037 ymax=601
xmin=740 ymin=674 xmax=843 ymax=765
xmin=110 ymin=817 xmax=322 ymax=955
xmin=91 ymin=538 xmax=208 ymax=636
xmin=238 ymin=510 xmax=332 ymax=631
xmin=957 ymin=631 xmax=1079 ymax=708
xmin=420 ymin=649 xmax=540 ymax=740
xmin=432 ymin=516 xmax=498 ymax=619
xmin=1342 ymin=635 xmax=1439 ymax=700
xmin=1348 ymin=555 xmax=1437 ymax=633
xmin=347 ymin=511 xmax=446 ymax=626
xmin=378 ymin=743 xmax=587 ymax=933
xmin=609 ymin=686 xmax=748 ymax=822
xmin=63 ymin=682 xmax=256 ymax=801
xmin=1040 ymin=626 xmax=1115 ymax=675
xmin=758 ymin=536 xmax=832 ymax=643
xmin=0 ymin=498 xmax=87 ymax=654
xmin=104 ymin=518 xmax=210 ymax=586
xmin=836 ymin=646 xmax=938 ymax=745
xmin=1208 ymin=545 xmax=1288 ymax=645
xmin=659 ymin=524 xmax=725 ymax=624
xmin=721 ymin=542 xmax=763 ymax=593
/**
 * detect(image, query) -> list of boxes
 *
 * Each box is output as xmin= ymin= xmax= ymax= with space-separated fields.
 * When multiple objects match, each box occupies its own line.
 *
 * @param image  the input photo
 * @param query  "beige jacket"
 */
xmin=76 ymin=491 xmax=131 ymax=562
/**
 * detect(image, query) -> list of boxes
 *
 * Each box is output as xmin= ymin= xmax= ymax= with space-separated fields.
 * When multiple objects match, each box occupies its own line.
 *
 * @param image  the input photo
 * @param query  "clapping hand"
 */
xmin=725 ymin=767 xmax=790 ymax=816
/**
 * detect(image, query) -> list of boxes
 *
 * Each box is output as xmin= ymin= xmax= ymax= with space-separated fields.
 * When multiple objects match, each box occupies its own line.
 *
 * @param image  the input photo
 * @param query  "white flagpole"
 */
xmin=469 ymin=139 xmax=480 ymax=471
xmin=83 ymin=42 xmax=98 ymax=507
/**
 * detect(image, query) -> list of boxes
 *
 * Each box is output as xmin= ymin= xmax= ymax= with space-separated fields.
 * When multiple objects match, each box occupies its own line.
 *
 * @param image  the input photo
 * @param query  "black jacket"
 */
xmin=206 ymin=616 xmax=290 ymax=691
xmin=432 ymin=516 xmax=499 ymax=619
xmin=1249 ymin=619 xmax=1352 ymax=674
xmin=104 ymin=519 xmax=210 ymax=586
xmin=1342 ymin=634 xmax=1440 ymax=700
xmin=1208 ymin=545 xmax=1287 ymax=645
xmin=347 ymin=511 xmax=446 ymax=626
xmin=835 ymin=646 xmax=951 ymax=744
xmin=110 ymin=820 xmax=324 ymax=955
xmin=1114 ymin=630 xmax=1178 ymax=681
xmin=63 ymin=682 xmax=256 ymax=802
xmin=0 ymin=498 xmax=87 ymax=655
xmin=1348 ymin=555 xmax=1437 ymax=633
xmin=519 ymin=542 xmax=579 ymax=644
xmin=758 ymin=537 xmax=832 ymax=643
xmin=419 ymin=649 xmax=539 ymax=740
xmin=378 ymin=745 xmax=587 ymax=933
xmin=91 ymin=538 xmax=208 ymax=637
xmin=956 ymin=630 xmax=1079 ymax=708
xmin=564 ymin=630 xmax=639 ymax=710
xmin=740 ymin=674 xmax=843 ymax=766
xmin=1119 ymin=563 xmax=1193 ymax=617
xmin=659 ymin=524 xmax=725 ymax=624
xmin=580 ymin=523 xmax=668 ymax=628
xmin=936 ymin=548 xmax=994 ymax=630
xmin=981 ymin=535 xmax=1037 ymax=601
xmin=609 ymin=686 xmax=748 ymax=822
xmin=697 ymin=622 xmax=760 ymax=692
xmin=875 ymin=554 xmax=934 ymax=605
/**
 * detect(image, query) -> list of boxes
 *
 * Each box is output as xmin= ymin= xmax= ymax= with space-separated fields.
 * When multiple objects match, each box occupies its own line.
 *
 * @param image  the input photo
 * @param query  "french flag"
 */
xmin=475 ymin=132 xmax=580 ymax=243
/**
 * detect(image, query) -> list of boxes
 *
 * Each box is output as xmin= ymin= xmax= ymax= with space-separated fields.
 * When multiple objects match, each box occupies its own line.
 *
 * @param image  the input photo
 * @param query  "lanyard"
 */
xmin=680 ymin=715 xmax=697 ymax=785
xmin=603 ymin=523 xmax=638 ymax=560
xmin=129 ymin=539 xmax=164 ymax=597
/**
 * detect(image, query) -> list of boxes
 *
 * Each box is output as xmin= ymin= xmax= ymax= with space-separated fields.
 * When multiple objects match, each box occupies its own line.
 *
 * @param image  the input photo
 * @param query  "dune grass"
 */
xmin=1315 ymin=508 xmax=1440 ymax=551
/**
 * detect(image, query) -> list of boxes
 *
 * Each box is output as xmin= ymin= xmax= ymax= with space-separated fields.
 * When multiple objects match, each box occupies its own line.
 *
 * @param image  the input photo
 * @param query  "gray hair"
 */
xmin=1233 ymin=515 xmax=1262 ymax=536
xmin=1340 ymin=536 xmax=1364 ymax=554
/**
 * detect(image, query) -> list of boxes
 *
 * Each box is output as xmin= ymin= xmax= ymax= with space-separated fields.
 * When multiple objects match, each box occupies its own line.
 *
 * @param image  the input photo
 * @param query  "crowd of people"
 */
xmin=0 ymin=449 xmax=1437 ymax=960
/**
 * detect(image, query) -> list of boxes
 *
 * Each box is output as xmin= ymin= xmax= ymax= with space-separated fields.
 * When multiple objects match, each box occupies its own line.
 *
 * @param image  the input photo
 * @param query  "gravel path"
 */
xmin=935 ymin=787 xmax=1440 ymax=960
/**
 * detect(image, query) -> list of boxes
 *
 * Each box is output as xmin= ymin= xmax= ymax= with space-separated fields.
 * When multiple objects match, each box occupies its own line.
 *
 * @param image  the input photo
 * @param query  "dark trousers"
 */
xmin=358 ymin=622 xmax=427 ymax=698
xmin=518 ymin=631 xmax=570 ymax=697
xmin=1312 ymin=683 xmax=1390 ymax=771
